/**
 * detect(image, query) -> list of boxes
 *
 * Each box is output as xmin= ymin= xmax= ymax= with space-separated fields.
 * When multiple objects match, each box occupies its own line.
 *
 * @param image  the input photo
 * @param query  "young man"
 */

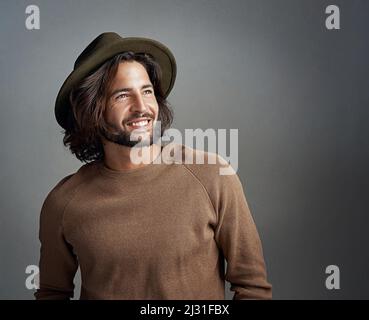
xmin=35 ymin=32 xmax=272 ymax=300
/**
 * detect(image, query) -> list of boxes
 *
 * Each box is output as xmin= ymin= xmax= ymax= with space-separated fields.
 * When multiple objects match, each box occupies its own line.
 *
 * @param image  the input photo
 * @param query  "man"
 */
xmin=35 ymin=32 xmax=272 ymax=300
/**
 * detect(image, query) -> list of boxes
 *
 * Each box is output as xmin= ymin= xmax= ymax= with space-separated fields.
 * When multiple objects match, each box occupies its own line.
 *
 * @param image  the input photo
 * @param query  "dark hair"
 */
xmin=62 ymin=52 xmax=174 ymax=163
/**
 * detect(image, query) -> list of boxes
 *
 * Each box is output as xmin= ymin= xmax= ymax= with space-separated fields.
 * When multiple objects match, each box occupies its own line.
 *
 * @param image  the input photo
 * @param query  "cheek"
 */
xmin=104 ymin=107 xmax=125 ymax=126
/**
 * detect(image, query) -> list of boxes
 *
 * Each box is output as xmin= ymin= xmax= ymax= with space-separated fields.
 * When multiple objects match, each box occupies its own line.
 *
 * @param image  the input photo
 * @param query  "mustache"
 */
xmin=124 ymin=113 xmax=154 ymax=124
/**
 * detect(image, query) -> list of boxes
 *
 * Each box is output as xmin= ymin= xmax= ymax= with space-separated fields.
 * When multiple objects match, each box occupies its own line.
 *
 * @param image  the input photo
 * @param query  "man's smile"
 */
xmin=125 ymin=117 xmax=153 ymax=130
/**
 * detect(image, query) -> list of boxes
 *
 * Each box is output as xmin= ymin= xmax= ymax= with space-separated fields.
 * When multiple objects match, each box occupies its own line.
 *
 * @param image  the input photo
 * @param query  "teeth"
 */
xmin=128 ymin=120 xmax=149 ymax=127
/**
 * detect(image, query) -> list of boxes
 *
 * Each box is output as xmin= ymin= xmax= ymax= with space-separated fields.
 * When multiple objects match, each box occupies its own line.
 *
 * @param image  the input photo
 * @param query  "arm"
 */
xmin=214 ymin=168 xmax=272 ymax=300
xmin=35 ymin=177 xmax=79 ymax=300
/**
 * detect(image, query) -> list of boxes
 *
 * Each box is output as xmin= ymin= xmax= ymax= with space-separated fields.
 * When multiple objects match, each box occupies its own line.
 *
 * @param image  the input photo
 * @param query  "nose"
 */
xmin=130 ymin=92 xmax=148 ymax=113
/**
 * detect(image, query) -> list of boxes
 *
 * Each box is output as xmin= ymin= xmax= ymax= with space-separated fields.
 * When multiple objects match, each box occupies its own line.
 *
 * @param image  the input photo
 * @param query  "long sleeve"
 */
xmin=214 ymin=168 xmax=272 ymax=300
xmin=34 ymin=176 xmax=79 ymax=300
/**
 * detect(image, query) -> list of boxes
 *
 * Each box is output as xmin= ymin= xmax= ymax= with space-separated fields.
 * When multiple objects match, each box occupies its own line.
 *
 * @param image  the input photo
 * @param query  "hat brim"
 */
xmin=55 ymin=37 xmax=177 ymax=130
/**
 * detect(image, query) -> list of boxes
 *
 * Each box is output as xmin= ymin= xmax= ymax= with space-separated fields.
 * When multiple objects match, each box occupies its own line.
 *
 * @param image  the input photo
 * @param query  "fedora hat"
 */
xmin=55 ymin=32 xmax=177 ymax=130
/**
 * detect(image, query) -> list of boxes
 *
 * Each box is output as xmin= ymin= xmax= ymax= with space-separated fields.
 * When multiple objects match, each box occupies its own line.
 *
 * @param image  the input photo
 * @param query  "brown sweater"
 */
xmin=35 ymin=143 xmax=272 ymax=300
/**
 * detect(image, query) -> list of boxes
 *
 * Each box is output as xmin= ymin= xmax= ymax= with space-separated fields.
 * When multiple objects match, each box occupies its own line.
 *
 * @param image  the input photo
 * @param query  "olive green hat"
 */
xmin=55 ymin=32 xmax=177 ymax=130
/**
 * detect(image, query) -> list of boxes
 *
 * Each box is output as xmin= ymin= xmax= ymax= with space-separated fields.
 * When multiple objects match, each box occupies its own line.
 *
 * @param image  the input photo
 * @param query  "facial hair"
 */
xmin=100 ymin=115 xmax=161 ymax=148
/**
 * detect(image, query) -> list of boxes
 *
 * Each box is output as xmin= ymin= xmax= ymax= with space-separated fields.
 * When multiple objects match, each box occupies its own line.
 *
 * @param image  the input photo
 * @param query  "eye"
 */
xmin=143 ymin=89 xmax=153 ymax=95
xmin=116 ymin=93 xmax=129 ymax=100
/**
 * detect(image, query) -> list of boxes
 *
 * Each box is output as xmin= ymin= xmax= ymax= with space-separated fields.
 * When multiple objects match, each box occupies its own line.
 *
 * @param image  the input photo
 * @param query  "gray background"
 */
xmin=0 ymin=0 xmax=368 ymax=299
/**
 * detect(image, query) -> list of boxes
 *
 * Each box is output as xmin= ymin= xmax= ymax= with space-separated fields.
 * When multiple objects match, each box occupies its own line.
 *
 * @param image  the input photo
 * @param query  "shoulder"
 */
xmin=162 ymin=142 xmax=241 ymax=196
xmin=40 ymin=162 xmax=98 ymax=216
xmin=174 ymin=143 xmax=237 ymax=182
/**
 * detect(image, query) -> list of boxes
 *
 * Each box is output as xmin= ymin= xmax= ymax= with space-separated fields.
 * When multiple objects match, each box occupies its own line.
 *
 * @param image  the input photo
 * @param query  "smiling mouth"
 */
xmin=125 ymin=118 xmax=153 ymax=130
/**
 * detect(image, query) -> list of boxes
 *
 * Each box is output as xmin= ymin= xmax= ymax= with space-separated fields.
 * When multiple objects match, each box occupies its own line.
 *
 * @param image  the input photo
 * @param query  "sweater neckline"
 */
xmin=96 ymin=145 xmax=166 ymax=179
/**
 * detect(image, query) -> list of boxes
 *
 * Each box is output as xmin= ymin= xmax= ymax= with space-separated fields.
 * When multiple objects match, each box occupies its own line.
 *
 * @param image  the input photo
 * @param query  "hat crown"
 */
xmin=74 ymin=32 xmax=123 ymax=70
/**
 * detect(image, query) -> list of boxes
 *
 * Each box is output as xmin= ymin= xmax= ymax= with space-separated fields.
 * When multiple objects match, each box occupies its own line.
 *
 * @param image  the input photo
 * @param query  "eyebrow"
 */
xmin=110 ymin=84 xmax=154 ymax=98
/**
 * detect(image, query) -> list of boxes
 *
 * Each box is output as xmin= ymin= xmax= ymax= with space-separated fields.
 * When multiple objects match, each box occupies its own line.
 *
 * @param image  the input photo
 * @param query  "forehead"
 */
xmin=111 ymin=61 xmax=151 ymax=84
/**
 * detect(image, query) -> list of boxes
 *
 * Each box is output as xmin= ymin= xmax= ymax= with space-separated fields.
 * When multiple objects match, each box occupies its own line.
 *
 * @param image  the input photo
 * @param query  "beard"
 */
xmin=100 ymin=119 xmax=162 ymax=148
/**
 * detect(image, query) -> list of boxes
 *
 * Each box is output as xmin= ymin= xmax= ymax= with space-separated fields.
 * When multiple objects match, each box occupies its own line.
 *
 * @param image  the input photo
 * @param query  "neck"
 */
xmin=102 ymin=140 xmax=162 ymax=172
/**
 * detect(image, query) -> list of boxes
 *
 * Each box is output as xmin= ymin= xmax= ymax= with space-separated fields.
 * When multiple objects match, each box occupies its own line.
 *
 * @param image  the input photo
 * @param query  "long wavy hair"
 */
xmin=62 ymin=52 xmax=174 ymax=163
